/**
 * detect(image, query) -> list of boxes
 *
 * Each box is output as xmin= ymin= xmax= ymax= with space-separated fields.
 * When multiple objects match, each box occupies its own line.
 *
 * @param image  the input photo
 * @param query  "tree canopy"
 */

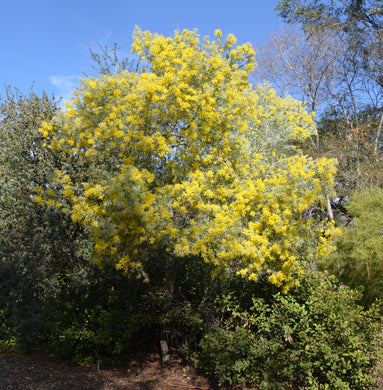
xmin=275 ymin=0 xmax=383 ymax=31
xmin=38 ymin=28 xmax=337 ymax=291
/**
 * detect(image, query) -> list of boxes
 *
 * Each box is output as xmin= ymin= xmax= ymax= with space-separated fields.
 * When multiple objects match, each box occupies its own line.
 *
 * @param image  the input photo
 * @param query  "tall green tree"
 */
xmin=0 ymin=88 xmax=93 ymax=348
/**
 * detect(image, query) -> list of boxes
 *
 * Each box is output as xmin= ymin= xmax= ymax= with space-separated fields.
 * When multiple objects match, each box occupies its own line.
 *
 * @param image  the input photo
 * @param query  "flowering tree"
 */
xmin=38 ymin=28 xmax=337 ymax=291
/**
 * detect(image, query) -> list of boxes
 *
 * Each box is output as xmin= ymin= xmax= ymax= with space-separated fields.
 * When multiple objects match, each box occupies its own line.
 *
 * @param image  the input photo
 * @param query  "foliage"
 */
xmin=87 ymin=41 xmax=141 ymax=76
xmin=276 ymin=0 xmax=383 ymax=30
xmin=197 ymin=271 xmax=382 ymax=389
xmin=0 ymin=87 xmax=70 ymax=348
xmin=0 ymin=87 xmax=150 ymax=361
xmin=320 ymin=186 xmax=383 ymax=306
xmin=39 ymin=28 xmax=337 ymax=291
xmin=274 ymin=0 xmax=383 ymax=129
xmin=256 ymin=2 xmax=383 ymax=225
xmin=44 ymin=264 xmax=155 ymax=364
xmin=316 ymin=110 xmax=383 ymax=199
xmin=0 ymin=310 xmax=16 ymax=352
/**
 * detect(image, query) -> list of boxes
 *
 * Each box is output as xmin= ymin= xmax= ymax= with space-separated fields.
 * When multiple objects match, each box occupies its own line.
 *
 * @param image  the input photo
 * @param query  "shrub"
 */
xmin=197 ymin=272 xmax=382 ymax=389
xmin=320 ymin=186 xmax=383 ymax=307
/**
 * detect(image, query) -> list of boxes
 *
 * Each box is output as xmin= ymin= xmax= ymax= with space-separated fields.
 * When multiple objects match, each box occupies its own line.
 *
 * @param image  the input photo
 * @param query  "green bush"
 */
xmin=41 ymin=263 xmax=157 ymax=364
xmin=0 ymin=309 xmax=16 ymax=353
xmin=50 ymin=303 xmax=147 ymax=364
xmin=320 ymin=186 xmax=383 ymax=307
xmin=197 ymin=272 xmax=382 ymax=389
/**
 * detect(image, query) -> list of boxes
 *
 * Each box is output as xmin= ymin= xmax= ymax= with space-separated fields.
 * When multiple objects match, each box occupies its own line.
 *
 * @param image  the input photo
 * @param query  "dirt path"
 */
xmin=0 ymin=352 xmax=215 ymax=390
xmin=6 ymin=351 xmax=382 ymax=389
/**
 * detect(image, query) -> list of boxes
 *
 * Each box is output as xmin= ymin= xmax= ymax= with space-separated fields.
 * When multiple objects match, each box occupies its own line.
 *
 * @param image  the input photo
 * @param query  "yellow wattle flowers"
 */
xmin=39 ymin=27 xmax=338 ymax=291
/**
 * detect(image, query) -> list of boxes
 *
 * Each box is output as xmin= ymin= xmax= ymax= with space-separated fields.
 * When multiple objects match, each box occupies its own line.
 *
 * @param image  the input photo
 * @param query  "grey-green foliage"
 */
xmin=87 ymin=42 xmax=141 ymax=76
xmin=0 ymin=87 xmax=56 ymax=199
xmin=197 ymin=272 xmax=382 ymax=389
xmin=320 ymin=186 xmax=383 ymax=306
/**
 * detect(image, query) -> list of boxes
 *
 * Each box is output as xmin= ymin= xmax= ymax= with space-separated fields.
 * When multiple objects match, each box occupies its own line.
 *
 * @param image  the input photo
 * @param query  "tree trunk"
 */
xmin=326 ymin=195 xmax=334 ymax=221
xmin=168 ymin=257 xmax=181 ymax=298
xmin=374 ymin=112 xmax=383 ymax=154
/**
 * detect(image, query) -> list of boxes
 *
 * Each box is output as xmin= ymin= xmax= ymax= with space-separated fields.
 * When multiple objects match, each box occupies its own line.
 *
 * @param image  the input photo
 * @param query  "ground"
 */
xmin=0 ymin=352 xmax=222 ymax=390
xmin=1 ymin=351 xmax=383 ymax=389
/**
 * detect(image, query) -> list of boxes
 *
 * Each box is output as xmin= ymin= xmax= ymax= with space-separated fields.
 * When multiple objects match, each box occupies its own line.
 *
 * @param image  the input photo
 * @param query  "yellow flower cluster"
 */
xmin=38 ymin=28 xmax=337 ymax=290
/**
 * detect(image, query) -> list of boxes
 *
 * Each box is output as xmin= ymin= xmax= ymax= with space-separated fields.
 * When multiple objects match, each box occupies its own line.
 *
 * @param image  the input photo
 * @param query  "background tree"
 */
xmin=0 ymin=87 xmax=97 ymax=348
xmin=254 ymin=1 xmax=383 ymax=222
xmin=253 ymin=25 xmax=335 ymax=114
xmin=274 ymin=0 xmax=383 ymax=146
xmin=275 ymin=0 xmax=383 ymax=33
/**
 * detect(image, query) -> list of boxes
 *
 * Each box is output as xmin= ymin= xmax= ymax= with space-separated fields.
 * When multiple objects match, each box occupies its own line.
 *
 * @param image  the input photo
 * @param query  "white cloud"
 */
xmin=49 ymin=75 xmax=79 ymax=106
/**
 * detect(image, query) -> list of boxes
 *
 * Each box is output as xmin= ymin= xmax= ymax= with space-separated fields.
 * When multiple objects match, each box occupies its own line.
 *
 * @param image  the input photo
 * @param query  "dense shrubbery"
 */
xmin=197 ymin=272 xmax=382 ymax=389
xmin=0 ymin=250 xmax=156 ymax=363
xmin=1 ymin=245 xmax=382 ymax=388
xmin=44 ymin=265 xmax=155 ymax=364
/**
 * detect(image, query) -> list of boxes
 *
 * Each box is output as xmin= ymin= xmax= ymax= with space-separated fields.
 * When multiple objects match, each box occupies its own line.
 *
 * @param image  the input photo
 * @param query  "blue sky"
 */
xmin=1 ymin=0 xmax=282 ymax=103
